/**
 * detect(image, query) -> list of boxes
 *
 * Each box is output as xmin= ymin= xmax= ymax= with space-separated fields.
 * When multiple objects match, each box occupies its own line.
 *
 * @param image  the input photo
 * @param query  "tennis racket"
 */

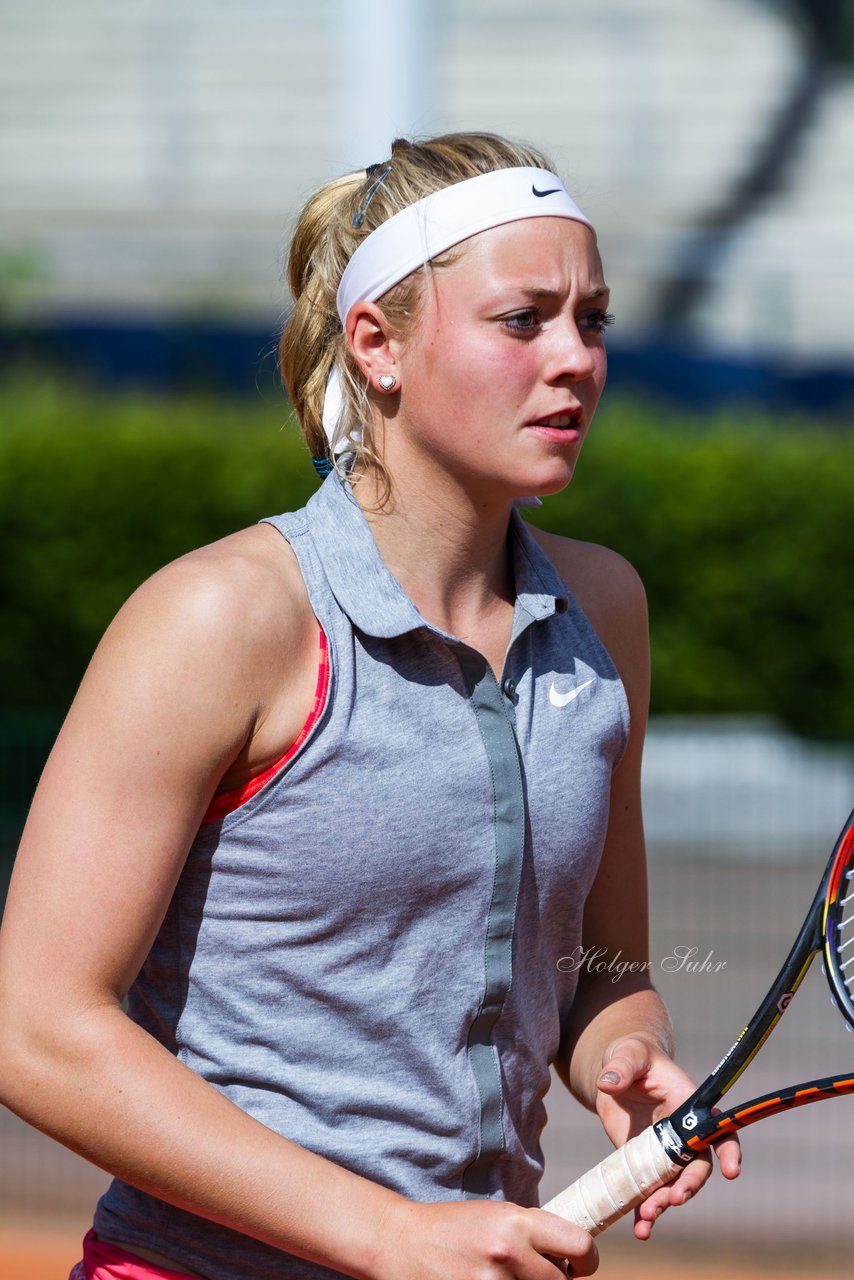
xmin=543 ymin=806 xmax=854 ymax=1235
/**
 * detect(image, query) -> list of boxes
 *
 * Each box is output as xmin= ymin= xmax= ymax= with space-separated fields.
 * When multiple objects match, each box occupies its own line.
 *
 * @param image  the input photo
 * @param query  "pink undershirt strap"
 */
xmin=201 ymin=623 xmax=330 ymax=825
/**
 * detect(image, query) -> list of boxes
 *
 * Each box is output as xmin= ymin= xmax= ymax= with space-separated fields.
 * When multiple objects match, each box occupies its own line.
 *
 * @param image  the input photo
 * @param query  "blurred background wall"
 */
xmin=3 ymin=0 xmax=854 ymax=386
xmin=1 ymin=2 xmax=853 ymax=1277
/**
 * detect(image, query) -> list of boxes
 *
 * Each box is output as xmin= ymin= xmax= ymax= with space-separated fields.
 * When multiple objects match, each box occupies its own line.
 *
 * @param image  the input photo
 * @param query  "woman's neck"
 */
xmin=352 ymin=467 xmax=517 ymax=648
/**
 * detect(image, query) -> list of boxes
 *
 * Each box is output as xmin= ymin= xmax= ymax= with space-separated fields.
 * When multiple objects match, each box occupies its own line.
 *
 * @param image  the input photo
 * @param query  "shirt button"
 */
xmin=502 ymin=677 xmax=517 ymax=698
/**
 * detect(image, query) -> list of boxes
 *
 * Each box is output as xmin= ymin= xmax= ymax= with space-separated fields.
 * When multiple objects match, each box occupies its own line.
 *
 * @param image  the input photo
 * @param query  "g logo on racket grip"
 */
xmin=776 ymin=992 xmax=794 ymax=1014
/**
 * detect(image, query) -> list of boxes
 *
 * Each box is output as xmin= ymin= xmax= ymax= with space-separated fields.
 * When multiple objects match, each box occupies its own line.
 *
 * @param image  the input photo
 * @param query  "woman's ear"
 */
xmin=346 ymin=302 xmax=400 ymax=393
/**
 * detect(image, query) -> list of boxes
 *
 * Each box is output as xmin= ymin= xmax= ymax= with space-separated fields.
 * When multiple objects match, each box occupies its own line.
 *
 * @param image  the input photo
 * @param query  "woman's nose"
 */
xmin=549 ymin=321 xmax=599 ymax=382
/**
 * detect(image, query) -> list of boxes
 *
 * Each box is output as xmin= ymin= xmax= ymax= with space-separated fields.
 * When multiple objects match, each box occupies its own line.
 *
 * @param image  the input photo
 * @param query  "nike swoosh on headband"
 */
xmin=336 ymin=168 xmax=594 ymax=327
xmin=549 ymin=677 xmax=595 ymax=708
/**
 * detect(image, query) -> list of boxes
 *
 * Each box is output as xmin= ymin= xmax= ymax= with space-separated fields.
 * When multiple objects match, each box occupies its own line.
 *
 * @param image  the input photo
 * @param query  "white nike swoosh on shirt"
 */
xmin=549 ymin=677 xmax=595 ymax=708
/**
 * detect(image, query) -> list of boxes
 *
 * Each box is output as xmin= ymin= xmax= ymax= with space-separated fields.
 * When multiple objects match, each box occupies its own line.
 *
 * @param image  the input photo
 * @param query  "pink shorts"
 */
xmin=68 ymin=1229 xmax=199 ymax=1279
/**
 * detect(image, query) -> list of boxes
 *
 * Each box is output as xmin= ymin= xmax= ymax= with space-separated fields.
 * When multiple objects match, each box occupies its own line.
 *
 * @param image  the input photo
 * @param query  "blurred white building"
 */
xmin=1 ymin=0 xmax=853 ymax=360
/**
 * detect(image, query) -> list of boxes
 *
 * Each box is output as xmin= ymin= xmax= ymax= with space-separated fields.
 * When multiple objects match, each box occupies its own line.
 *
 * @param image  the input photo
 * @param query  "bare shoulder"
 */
xmin=529 ymin=526 xmax=647 ymax=634
xmin=2 ymin=523 xmax=318 ymax=1006
xmin=140 ymin=521 xmax=309 ymax=624
xmin=107 ymin=522 xmax=313 ymax=670
xmin=71 ymin=520 xmax=318 ymax=779
xmin=528 ymin=525 xmax=648 ymax=699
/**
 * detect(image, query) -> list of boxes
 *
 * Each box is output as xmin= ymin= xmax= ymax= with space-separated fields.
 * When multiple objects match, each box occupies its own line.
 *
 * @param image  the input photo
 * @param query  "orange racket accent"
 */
xmin=733 ymin=1097 xmax=784 ymax=1122
xmin=826 ymin=826 xmax=854 ymax=906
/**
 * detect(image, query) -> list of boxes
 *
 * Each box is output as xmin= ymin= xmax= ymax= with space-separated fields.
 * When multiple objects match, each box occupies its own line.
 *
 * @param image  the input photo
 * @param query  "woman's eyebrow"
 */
xmin=492 ymin=283 xmax=610 ymax=302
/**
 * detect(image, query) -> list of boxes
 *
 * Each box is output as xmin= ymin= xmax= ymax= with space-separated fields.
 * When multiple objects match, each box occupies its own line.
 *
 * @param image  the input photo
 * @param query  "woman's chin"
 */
xmin=517 ymin=464 xmax=579 ymax=500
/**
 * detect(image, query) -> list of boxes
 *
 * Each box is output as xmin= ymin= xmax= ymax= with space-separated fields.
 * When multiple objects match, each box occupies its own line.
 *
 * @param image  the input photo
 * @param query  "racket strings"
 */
xmin=835 ymin=866 xmax=854 ymax=997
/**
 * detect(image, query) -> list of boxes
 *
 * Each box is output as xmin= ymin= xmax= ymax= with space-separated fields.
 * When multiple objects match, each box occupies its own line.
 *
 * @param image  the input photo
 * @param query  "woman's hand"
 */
xmin=373 ymin=1199 xmax=598 ymax=1280
xmin=594 ymin=1035 xmax=741 ymax=1239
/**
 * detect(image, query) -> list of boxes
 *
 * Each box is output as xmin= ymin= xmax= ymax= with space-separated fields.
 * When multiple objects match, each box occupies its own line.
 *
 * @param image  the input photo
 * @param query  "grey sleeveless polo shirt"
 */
xmin=95 ymin=473 xmax=629 ymax=1279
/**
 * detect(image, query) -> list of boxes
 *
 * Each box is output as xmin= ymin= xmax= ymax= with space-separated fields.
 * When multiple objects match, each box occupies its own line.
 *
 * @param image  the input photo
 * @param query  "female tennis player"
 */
xmin=0 ymin=132 xmax=739 ymax=1280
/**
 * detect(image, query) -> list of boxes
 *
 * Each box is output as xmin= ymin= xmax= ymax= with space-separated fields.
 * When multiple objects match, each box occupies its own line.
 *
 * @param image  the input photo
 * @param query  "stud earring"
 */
xmin=378 ymin=374 xmax=397 ymax=392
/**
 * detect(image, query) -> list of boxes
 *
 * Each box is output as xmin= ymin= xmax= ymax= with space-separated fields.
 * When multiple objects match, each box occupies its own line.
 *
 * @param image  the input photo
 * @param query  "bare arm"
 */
xmin=0 ymin=531 xmax=595 ymax=1280
xmin=533 ymin=533 xmax=739 ymax=1236
xmin=553 ymin=542 xmax=669 ymax=1103
xmin=0 ymin=537 xmax=394 ymax=1271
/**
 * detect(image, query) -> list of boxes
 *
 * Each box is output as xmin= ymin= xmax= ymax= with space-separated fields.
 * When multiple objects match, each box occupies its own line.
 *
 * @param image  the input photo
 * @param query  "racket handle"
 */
xmin=541 ymin=1124 xmax=684 ymax=1236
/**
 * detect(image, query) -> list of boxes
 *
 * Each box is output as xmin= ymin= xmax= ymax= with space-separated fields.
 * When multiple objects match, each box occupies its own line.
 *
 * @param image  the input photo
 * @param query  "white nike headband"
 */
xmin=323 ymin=165 xmax=595 ymax=452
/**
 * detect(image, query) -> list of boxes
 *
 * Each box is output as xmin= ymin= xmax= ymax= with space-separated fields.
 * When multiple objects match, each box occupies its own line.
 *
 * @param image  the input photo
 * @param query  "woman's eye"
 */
xmin=584 ymin=310 xmax=615 ymax=334
xmin=502 ymin=309 xmax=540 ymax=335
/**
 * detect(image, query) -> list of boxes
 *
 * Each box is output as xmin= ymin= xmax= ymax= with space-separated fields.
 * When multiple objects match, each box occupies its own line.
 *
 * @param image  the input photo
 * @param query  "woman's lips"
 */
xmin=525 ymin=410 xmax=583 ymax=441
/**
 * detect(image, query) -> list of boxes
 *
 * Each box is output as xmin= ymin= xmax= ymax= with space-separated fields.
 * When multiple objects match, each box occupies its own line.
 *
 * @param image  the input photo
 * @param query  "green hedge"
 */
xmin=532 ymin=402 xmax=853 ymax=738
xmin=2 ymin=372 xmax=852 ymax=738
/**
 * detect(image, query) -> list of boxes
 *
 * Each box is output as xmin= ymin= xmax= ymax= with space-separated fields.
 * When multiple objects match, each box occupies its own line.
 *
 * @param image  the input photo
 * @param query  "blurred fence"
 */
xmin=643 ymin=718 xmax=854 ymax=860
xmin=541 ymin=841 xmax=854 ymax=1256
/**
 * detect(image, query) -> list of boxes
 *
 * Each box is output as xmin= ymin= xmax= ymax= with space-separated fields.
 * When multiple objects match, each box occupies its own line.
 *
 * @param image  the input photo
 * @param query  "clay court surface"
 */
xmin=2 ymin=1218 xmax=851 ymax=1280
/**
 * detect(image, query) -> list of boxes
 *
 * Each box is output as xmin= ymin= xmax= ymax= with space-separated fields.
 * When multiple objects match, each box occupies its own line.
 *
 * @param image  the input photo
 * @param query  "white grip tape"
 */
xmin=541 ymin=1125 xmax=683 ymax=1237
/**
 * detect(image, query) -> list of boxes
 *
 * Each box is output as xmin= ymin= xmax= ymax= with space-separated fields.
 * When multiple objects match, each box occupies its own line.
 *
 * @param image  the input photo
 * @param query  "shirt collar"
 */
xmin=307 ymin=473 xmax=569 ymax=641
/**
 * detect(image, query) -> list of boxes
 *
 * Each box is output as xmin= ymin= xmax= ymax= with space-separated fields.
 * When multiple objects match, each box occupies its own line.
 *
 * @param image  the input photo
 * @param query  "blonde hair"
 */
xmin=279 ymin=132 xmax=556 ymax=485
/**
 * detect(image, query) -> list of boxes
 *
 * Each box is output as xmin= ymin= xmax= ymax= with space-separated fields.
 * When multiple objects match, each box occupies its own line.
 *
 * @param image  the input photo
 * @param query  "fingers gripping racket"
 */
xmin=543 ymin=807 xmax=854 ymax=1236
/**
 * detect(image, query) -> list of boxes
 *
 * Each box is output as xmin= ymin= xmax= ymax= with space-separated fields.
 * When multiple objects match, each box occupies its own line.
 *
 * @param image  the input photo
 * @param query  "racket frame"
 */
xmin=654 ymin=806 xmax=854 ymax=1163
